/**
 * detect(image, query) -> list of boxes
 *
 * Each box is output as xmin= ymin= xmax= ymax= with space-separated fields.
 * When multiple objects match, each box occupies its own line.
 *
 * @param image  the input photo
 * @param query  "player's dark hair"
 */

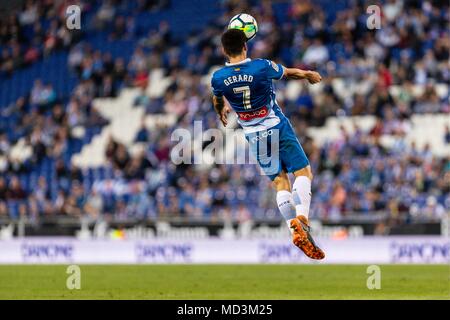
xmin=221 ymin=29 xmax=247 ymax=57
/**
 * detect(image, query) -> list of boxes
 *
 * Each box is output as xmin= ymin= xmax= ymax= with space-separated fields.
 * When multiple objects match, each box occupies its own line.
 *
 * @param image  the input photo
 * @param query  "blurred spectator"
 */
xmin=6 ymin=177 xmax=27 ymax=200
xmin=445 ymin=125 xmax=450 ymax=144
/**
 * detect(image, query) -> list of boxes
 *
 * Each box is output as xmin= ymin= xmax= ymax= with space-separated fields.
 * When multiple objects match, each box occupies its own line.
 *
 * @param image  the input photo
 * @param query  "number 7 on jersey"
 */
xmin=233 ymin=86 xmax=252 ymax=109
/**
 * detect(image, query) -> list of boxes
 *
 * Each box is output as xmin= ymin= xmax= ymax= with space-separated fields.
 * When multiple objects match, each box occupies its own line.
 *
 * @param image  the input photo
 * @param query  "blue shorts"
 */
xmin=245 ymin=116 xmax=310 ymax=181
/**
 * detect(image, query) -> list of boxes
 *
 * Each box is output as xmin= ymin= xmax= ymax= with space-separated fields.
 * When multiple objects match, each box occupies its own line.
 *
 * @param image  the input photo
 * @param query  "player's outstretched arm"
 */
xmin=283 ymin=67 xmax=322 ymax=84
xmin=212 ymin=95 xmax=231 ymax=127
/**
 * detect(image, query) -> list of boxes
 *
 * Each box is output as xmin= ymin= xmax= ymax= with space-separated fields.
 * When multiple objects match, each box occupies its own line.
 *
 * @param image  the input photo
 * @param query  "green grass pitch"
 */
xmin=0 ymin=265 xmax=448 ymax=299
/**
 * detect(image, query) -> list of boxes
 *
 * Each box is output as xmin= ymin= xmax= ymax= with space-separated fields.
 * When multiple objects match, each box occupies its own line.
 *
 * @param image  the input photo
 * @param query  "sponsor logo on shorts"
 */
xmin=250 ymin=129 xmax=273 ymax=143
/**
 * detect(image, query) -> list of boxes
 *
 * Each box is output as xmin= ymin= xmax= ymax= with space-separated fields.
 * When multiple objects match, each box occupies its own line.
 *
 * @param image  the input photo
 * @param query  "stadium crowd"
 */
xmin=0 ymin=0 xmax=448 ymax=223
xmin=0 ymin=0 xmax=83 ymax=78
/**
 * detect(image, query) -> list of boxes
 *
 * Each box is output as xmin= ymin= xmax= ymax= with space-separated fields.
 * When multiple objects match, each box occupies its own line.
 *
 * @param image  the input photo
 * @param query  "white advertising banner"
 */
xmin=0 ymin=236 xmax=448 ymax=264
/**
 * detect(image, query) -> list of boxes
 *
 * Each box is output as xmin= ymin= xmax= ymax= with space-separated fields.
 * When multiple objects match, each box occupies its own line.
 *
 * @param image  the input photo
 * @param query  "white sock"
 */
xmin=292 ymin=176 xmax=312 ymax=219
xmin=276 ymin=190 xmax=297 ymax=228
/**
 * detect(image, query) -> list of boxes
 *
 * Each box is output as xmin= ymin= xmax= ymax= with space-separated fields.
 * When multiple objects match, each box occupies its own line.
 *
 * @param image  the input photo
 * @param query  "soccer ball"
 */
xmin=228 ymin=13 xmax=258 ymax=41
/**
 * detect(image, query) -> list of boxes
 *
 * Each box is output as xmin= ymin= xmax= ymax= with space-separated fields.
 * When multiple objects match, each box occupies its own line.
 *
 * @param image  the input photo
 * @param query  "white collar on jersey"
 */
xmin=225 ymin=58 xmax=251 ymax=66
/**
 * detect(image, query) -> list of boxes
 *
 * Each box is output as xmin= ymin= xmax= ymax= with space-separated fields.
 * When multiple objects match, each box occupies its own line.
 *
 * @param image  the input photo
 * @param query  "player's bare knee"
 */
xmin=294 ymin=166 xmax=313 ymax=181
xmin=273 ymin=172 xmax=290 ymax=191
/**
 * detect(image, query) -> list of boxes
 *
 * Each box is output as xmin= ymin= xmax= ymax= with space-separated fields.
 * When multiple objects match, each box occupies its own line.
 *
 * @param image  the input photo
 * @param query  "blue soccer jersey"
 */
xmin=211 ymin=58 xmax=285 ymax=133
xmin=211 ymin=58 xmax=310 ymax=180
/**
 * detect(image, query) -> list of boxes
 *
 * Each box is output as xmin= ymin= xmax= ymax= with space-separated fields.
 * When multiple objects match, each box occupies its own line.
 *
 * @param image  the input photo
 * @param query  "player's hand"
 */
xmin=220 ymin=105 xmax=231 ymax=127
xmin=305 ymin=71 xmax=322 ymax=84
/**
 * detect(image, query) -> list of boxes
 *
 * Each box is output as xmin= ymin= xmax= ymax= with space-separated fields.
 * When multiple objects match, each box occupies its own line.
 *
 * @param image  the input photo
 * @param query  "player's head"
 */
xmin=221 ymin=29 xmax=247 ymax=58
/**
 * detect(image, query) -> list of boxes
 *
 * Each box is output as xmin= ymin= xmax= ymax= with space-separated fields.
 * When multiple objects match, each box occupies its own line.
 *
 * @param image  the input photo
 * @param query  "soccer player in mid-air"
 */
xmin=211 ymin=29 xmax=325 ymax=259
